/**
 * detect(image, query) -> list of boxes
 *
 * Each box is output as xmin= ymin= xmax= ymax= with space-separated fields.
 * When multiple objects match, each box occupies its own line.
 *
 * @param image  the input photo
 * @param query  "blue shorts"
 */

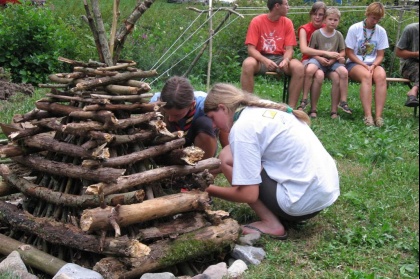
xmin=307 ymin=58 xmax=345 ymax=74
xmin=345 ymin=61 xmax=374 ymax=73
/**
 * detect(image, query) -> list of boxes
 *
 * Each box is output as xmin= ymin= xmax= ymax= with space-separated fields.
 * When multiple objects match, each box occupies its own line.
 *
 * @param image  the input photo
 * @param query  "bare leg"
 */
xmin=328 ymin=71 xmax=340 ymax=115
xmin=285 ymin=59 xmax=304 ymax=108
xmin=372 ymin=66 xmax=387 ymax=119
xmin=309 ymin=69 xmax=325 ymax=116
xmin=349 ymin=65 xmax=373 ymax=118
xmin=240 ymin=57 xmax=259 ymax=93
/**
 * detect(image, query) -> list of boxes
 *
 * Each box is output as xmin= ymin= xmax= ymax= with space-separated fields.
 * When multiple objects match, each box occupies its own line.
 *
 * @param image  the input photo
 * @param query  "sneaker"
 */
xmin=404 ymin=95 xmax=419 ymax=107
xmin=363 ymin=116 xmax=374 ymax=126
xmin=375 ymin=117 xmax=384 ymax=127
xmin=338 ymin=101 xmax=353 ymax=114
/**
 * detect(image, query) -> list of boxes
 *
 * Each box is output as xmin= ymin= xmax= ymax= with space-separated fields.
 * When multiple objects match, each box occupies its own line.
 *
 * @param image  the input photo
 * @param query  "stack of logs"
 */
xmin=0 ymin=58 xmax=240 ymax=279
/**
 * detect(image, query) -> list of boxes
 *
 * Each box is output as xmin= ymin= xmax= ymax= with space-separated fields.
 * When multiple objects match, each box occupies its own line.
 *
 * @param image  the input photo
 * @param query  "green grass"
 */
xmin=1 ymin=80 xmax=417 ymax=278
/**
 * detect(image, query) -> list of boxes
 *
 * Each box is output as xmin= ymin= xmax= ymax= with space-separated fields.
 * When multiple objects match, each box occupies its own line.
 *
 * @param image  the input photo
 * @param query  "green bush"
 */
xmin=0 ymin=3 xmax=81 ymax=84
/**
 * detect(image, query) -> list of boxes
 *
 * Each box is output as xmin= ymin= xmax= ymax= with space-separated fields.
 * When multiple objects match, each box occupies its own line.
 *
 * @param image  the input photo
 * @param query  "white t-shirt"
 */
xmin=345 ymin=21 xmax=389 ymax=64
xmin=229 ymin=107 xmax=340 ymax=216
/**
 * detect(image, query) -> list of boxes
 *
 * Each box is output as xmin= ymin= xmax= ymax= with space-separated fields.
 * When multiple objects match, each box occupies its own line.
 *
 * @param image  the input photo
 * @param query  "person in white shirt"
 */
xmin=345 ymin=2 xmax=389 ymax=127
xmin=203 ymin=83 xmax=340 ymax=239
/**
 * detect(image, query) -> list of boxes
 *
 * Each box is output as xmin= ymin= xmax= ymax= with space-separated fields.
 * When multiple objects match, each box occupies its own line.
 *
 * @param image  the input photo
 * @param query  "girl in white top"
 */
xmin=204 ymin=83 xmax=340 ymax=239
xmin=345 ymin=2 xmax=389 ymax=127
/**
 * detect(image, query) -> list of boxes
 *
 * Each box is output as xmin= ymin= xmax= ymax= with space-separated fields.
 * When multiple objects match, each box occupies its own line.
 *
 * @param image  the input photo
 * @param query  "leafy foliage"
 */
xmin=0 ymin=3 xmax=80 ymax=84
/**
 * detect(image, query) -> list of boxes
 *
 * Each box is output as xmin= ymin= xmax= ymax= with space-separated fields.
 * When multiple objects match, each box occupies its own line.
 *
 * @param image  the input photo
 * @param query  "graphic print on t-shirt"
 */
xmin=357 ymin=40 xmax=377 ymax=58
xmin=262 ymin=30 xmax=282 ymax=53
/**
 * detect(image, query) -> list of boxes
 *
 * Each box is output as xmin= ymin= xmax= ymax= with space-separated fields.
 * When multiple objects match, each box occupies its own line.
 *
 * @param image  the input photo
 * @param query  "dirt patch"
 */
xmin=0 ymin=68 xmax=34 ymax=100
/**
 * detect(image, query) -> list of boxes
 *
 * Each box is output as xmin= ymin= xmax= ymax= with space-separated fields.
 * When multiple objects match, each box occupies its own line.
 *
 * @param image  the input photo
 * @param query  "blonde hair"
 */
xmin=326 ymin=7 xmax=341 ymax=18
xmin=204 ymin=83 xmax=311 ymax=125
xmin=365 ymin=2 xmax=385 ymax=18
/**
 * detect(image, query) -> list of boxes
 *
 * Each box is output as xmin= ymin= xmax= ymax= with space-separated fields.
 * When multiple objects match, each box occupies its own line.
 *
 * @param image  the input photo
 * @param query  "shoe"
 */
xmin=297 ymin=99 xmax=309 ymax=110
xmin=363 ymin=116 xmax=374 ymax=126
xmin=404 ymin=95 xmax=419 ymax=107
xmin=243 ymin=224 xmax=288 ymax=240
xmin=330 ymin=112 xmax=338 ymax=119
xmin=338 ymin=101 xmax=353 ymax=114
xmin=309 ymin=110 xmax=317 ymax=118
xmin=375 ymin=117 xmax=384 ymax=127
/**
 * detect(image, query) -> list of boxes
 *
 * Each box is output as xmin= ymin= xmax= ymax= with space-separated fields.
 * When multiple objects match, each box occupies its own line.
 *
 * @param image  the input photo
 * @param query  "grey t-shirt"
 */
xmin=396 ymin=22 xmax=419 ymax=71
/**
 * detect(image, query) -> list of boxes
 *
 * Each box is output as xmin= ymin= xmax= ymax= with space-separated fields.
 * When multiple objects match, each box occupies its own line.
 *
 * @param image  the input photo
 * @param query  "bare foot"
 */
xmin=241 ymin=221 xmax=286 ymax=237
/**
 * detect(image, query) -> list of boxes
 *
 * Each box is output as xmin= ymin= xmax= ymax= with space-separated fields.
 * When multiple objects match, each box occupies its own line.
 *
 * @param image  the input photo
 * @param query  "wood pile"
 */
xmin=0 ymin=58 xmax=240 ymax=279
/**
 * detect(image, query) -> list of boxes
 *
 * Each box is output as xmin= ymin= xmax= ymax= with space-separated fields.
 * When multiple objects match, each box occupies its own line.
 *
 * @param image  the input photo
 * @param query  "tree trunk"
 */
xmin=80 ymin=191 xmax=210 ymax=232
xmin=11 ymin=155 xmax=125 ymax=183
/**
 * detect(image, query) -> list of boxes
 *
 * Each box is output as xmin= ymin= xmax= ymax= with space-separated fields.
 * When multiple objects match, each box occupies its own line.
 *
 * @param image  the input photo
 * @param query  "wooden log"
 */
xmin=71 ymin=70 xmax=158 ymax=92
xmin=8 ymin=126 xmax=46 ymax=141
xmin=73 ymin=66 xmax=119 ymax=76
xmin=35 ymin=101 xmax=83 ymax=116
xmin=125 ymin=80 xmax=152 ymax=92
xmin=82 ymin=102 xmax=160 ymax=113
xmin=22 ymin=133 xmax=105 ymax=159
xmin=0 ymin=143 xmax=24 ymax=157
xmin=80 ymin=191 xmax=210 ymax=232
xmin=95 ymin=218 xmax=240 ymax=279
xmin=0 ymin=201 xmax=150 ymax=258
xmin=0 ymin=233 xmax=67 ymax=276
xmin=45 ymin=93 xmax=110 ymax=105
xmin=82 ymin=138 xmax=186 ymax=168
xmin=89 ymin=157 xmax=220 ymax=195
xmin=48 ymin=73 xmax=74 ymax=84
xmin=69 ymin=110 xmax=118 ymax=126
xmin=90 ymin=93 xmax=153 ymax=102
xmin=62 ymin=112 xmax=159 ymax=134
xmin=105 ymin=84 xmax=142 ymax=95
xmin=137 ymin=212 xmax=209 ymax=242
xmin=12 ymin=155 xmax=125 ymax=183
xmin=0 ymin=164 xmax=139 ymax=207
xmin=58 ymin=57 xmax=107 ymax=68
xmin=13 ymin=109 xmax=51 ymax=123
xmin=154 ymin=146 xmax=205 ymax=166
xmin=0 ymin=179 xmax=18 ymax=197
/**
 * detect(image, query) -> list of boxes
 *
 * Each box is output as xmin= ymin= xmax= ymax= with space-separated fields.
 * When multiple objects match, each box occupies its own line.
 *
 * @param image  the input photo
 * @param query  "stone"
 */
xmin=227 ymin=259 xmax=248 ymax=278
xmin=140 ymin=272 xmax=177 ymax=279
xmin=230 ymin=245 xmax=266 ymax=265
xmin=202 ymin=262 xmax=228 ymax=279
xmin=0 ymin=251 xmax=38 ymax=279
xmin=52 ymin=263 xmax=103 ymax=279
xmin=238 ymin=233 xmax=261 ymax=246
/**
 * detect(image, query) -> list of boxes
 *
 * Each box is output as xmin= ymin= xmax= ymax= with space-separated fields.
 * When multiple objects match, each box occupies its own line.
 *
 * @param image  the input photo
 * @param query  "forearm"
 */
xmin=396 ymin=48 xmax=420 ymax=59
xmin=206 ymin=184 xmax=258 ymax=204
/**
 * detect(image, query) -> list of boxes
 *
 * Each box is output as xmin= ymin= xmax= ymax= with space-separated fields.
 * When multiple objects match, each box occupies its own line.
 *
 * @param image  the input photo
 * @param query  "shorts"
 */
xmin=258 ymin=169 xmax=320 ymax=222
xmin=307 ymin=58 xmax=345 ymax=74
xmin=257 ymin=54 xmax=287 ymax=75
xmin=345 ymin=61 xmax=375 ymax=73
xmin=401 ymin=60 xmax=419 ymax=87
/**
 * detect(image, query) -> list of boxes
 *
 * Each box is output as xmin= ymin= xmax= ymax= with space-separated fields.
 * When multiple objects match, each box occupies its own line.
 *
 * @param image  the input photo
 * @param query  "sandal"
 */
xmin=330 ymin=112 xmax=338 ymax=119
xmin=338 ymin=101 xmax=353 ymax=114
xmin=297 ymin=99 xmax=309 ymax=111
xmin=375 ymin=117 xmax=384 ymax=127
xmin=243 ymin=225 xmax=288 ymax=240
xmin=309 ymin=110 xmax=317 ymax=118
xmin=363 ymin=116 xmax=374 ymax=126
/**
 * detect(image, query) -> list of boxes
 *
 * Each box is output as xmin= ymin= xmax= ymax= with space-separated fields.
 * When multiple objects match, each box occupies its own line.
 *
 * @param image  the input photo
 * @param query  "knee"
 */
xmin=242 ymin=58 xmax=257 ymax=74
xmin=314 ymin=70 xmax=325 ymax=81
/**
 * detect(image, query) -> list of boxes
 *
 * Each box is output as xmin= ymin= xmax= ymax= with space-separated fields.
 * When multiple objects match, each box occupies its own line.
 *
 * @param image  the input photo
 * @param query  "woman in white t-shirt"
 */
xmin=345 ymin=2 xmax=389 ymax=127
xmin=204 ymin=83 xmax=340 ymax=239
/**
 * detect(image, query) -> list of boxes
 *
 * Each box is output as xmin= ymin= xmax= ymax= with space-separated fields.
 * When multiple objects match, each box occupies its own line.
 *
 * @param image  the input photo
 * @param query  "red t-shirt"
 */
xmin=298 ymin=22 xmax=324 ymax=61
xmin=245 ymin=14 xmax=297 ymax=56
xmin=0 ymin=0 xmax=21 ymax=4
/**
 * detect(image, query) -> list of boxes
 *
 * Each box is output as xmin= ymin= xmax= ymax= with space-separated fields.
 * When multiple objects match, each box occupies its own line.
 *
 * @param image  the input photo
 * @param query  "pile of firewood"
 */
xmin=0 ymin=58 xmax=240 ymax=279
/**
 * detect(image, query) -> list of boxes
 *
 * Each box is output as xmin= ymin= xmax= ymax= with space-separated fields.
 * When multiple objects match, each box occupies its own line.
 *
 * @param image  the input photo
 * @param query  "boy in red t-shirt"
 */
xmin=241 ymin=0 xmax=304 ymax=108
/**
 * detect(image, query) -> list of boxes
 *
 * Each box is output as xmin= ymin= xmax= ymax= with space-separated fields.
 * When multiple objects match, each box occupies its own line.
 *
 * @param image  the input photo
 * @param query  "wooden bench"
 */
xmin=386 ymin=77 xmax=417 ymax=117
xmin=266 ymin=72 xmax=291 ymax=103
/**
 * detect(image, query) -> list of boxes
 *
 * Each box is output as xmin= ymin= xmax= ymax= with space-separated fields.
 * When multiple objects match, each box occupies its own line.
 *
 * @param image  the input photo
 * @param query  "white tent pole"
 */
xmin=206 ymin=0 xmax=213 ymax=91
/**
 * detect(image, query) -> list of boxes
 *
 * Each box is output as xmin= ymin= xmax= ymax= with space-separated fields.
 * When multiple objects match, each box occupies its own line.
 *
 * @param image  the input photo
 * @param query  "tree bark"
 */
xmin=82 ymin=102 xmax=160 ymax=113
xmin=94 ymin=218 xmax=240 ymax=279
xmin=82 ymin=138 xmax=185 ymax=168
xmin=36 ymin=100 xmax=83 ymax=116
xmin=91 ymin=0 xmax=113 ymax=66
xmin=87 ymin=157 xmax=220 ymax=195
xmin=71 ymin=70 xmax=157 ymax=93
xmin=0 ymin=233 xmax=67 ymax=276
xmin=0 ymin=164 xmax=143 ymax=207
xmin=69 ymin=110 xmax=118 ymax=126
xmin=0 ymin=201 xmax=150 ymax=258
xmin=80 ymin=191 xmax=210 ymax=232
xmin=12 ymin=155 xmax=125 ymax=183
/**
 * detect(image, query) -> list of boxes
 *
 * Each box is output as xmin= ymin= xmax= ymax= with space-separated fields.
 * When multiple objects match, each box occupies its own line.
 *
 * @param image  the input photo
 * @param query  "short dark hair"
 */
xmin=267 ymin=0 xmax=283 ymax=11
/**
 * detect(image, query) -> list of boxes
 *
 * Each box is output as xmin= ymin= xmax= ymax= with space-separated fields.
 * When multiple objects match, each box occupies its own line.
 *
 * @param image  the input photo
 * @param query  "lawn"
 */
xmin=1 ymin=78 xmax=418 ymax=278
